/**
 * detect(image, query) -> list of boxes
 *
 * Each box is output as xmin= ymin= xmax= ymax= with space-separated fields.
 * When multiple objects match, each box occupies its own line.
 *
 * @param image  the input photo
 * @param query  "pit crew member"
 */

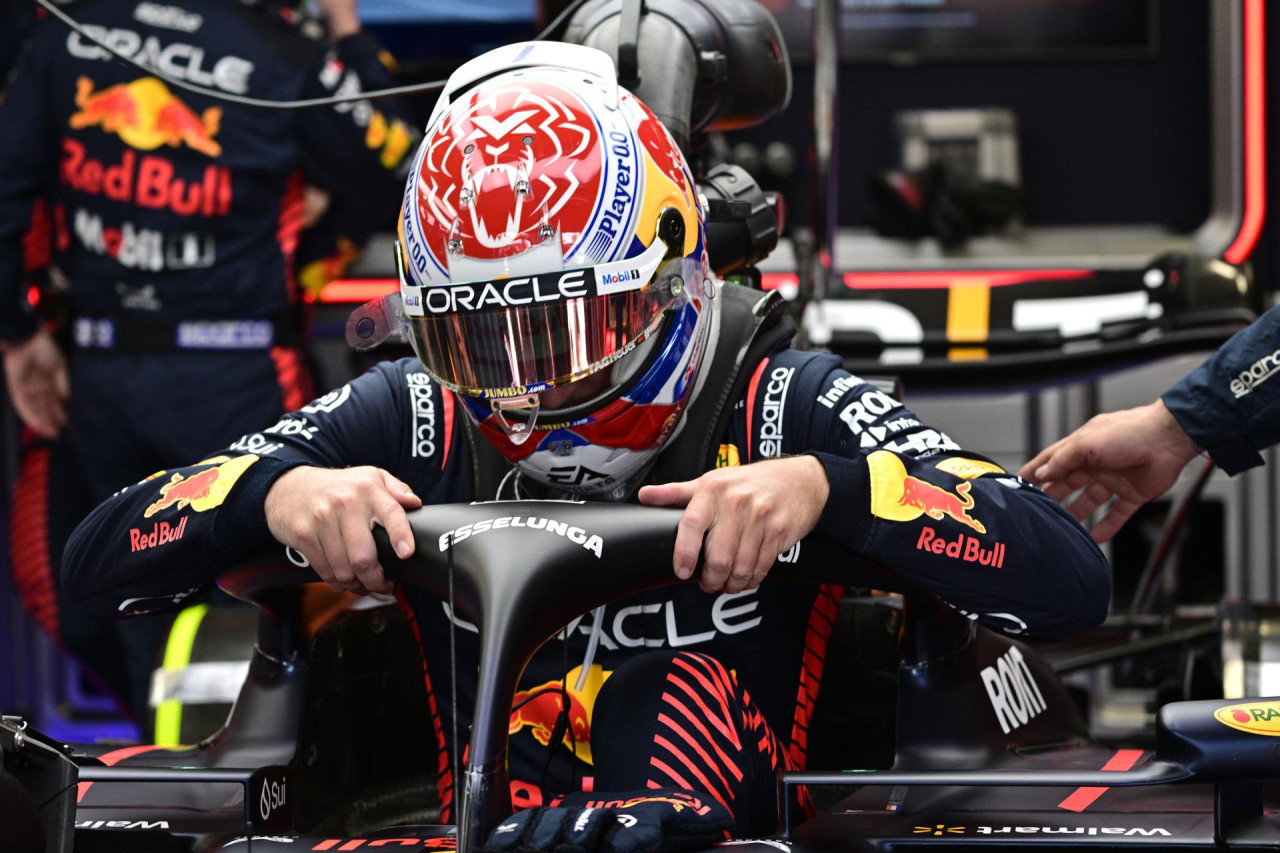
xmin=0 ymin=0 xmax=418 ymax=725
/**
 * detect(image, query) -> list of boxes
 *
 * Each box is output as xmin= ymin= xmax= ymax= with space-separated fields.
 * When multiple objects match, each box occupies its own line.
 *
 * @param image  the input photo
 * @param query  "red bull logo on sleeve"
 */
xmin=867 ymin=450 xmax=987 ymax=534
xmin=71 ymin=76 xmax=223 ymax=157
xmin=899 ymin=478 xmax=986 ymax=534
xmin=868 ymin=450 xmax=1009 ymax=565
xmin=509 ymin=665 xmax=608 ymax=764
xmin=143 ymin=455 xmax=258 ymax=517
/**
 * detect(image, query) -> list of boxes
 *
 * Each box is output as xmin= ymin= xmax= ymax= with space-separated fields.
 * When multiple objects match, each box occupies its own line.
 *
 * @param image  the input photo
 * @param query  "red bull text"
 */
xmin=916 ymin=527 xmax=1005 ymax=568
xmin=129 ymin=517 xmax=188 ymax=552
xmin=61 ymin=139 xmax=232 ymax=218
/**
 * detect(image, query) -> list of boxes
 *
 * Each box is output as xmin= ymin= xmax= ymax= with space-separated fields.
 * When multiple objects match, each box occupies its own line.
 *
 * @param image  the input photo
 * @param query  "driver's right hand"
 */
xmin=264 ymin=465 xmax=421 ymax=595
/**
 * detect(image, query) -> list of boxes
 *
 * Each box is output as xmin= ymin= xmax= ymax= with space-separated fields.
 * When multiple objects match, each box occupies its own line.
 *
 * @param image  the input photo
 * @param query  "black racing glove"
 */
xmin=479 ymin=789 xmax=733 ymax=853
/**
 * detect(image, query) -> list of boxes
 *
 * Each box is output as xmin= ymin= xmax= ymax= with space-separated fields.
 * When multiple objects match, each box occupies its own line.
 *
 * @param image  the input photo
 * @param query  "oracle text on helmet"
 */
xmin=422 ymin=269 xmax=596 ymax=315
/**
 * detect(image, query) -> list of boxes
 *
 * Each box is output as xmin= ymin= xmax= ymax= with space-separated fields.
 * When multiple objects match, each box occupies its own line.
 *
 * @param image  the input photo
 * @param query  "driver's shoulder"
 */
xmin=353 ymin=357 xmax=438 ymax=398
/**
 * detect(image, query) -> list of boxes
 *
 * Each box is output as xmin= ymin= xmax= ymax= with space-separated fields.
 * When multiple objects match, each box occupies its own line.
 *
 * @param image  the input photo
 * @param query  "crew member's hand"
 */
xmin=1019 ymin=400 xmax=1202 ymax=543
xmin=314 ymin=0 xmax=361 ymax=39
xmin=638 ymin=456 xmax=829 ymax=594
xmin=2 ymin=330 xmax=69 ymax=440
xmin=264 ymin=465 xmax=421 ymax=595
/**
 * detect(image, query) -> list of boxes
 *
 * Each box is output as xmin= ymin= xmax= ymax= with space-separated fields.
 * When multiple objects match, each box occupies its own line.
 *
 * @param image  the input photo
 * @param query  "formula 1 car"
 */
xmin=6 ymin=499 xmax=1279 ymax=853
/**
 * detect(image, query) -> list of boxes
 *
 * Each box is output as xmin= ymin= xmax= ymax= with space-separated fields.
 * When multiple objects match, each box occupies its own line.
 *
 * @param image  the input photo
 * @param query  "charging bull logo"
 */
xmin=71 ymin=77 xmax=222 ymax=157
xmin=509 ymin=665 xmax=607 ymax=764
xmin=867 ymin=450 xmax=987 ymax=534
xmin=416 ymin=80 xmax=603 ymax=260
xmin=899 ymin=478 xmax=986 ymax=533
xmin=143 ymin=455 xmax=258 ymax=517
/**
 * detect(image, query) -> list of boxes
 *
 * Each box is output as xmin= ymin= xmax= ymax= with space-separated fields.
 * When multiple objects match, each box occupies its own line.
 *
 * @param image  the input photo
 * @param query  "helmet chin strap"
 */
xmin=490 ymin=394 xmax=541 ymax=446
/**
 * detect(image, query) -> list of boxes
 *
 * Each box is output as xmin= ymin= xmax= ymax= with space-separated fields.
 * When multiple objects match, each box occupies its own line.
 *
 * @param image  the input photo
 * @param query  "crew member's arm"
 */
xmin=1021 ymin=308 xmax=1280 ymax=542
xmin=1160 ymin=305 xmax=1280 ymax=475
xmin=643 ymin=350 xmax=1110 ymax=642
xmin=61 ymin=360 xmax=449 ymax=614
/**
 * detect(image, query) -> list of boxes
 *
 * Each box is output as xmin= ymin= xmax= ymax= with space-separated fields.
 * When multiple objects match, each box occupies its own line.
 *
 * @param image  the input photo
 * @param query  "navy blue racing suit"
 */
xmin=1162 ymin=304 xmax=1280 ymax=475
xmin=62 ymin=346 xmax=1111 ymax=830
xmin=0 ymin=0 xmax=416 ymax=725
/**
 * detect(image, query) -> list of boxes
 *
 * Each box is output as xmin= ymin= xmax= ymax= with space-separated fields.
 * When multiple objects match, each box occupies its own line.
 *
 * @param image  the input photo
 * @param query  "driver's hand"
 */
xmin=638 ymin=456 xmax=829 ymax=594
xmin=2 ymin=330 xmax=69 ymax=440
xmin=264 ymin=465 xmax=421 ymax=595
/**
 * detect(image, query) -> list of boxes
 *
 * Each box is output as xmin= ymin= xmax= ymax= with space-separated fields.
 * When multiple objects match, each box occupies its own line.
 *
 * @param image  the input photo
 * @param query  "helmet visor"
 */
xmin=400 ymin=236 xmax=697 ymax=399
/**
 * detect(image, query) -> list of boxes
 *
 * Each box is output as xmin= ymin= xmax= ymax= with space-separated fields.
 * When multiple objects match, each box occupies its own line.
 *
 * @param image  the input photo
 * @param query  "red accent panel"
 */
xmin=270 ymin=347 xmax=314 ymax=413
xmin=648 ymin=755 xmax=694 ymax=791
xmin=787 ymin=585 xmax=843 ymax=770
xmin=11 ymin=444 xmax=57 ymax=639
xmin=660 ymin=691 xmax=743 ymax=782
xmin=743 ymin=360 xmax=769 ymax=464
xmin=276 ymin=170 xmax=305 ymax=302
xmin=843 ymin=269 xmax=1093 ymax=291
xmin=652 ymin=735 xmax=732 ymax=811
xmin=76 ymin=744 xmax=169 ymax=802
xmin=441 ymin=389 xmax=455 ymax=471
xmin=1224 ymin=0 xmax=1266 ymax=264
xmin=761 ymin=273 xmax=799 ymax=291
xmin=666 ymin=674 xmax=741 ymax=749
xmin=23 ymin=199 xmax=51 ymax=272
xmin=657 ymin=712 xmax=733 ymax=794
xmin=672 ymin=655 xmax=733 ymax=724
xmin=394 ymin=588 xmax=454 ymax=822
xmin=1056 ymin=748 xmax=1145 ymax=813
xmin=311 ymin=278 xmax=399 ymax=304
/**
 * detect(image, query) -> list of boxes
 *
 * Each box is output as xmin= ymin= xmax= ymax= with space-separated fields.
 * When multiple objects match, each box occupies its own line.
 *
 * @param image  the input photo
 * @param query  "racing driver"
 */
xmin=62 ymin=43 xmax=1111 ymax=846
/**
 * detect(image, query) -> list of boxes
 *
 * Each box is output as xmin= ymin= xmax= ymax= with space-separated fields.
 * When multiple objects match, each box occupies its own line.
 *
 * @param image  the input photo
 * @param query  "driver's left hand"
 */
xmin=638 ymin=455 xmax=828 ymax=594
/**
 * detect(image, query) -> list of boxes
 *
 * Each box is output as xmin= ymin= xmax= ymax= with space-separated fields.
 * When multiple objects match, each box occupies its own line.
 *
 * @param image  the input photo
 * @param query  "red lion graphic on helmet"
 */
xmin=415 ymin=81 xmax=605 ymax=263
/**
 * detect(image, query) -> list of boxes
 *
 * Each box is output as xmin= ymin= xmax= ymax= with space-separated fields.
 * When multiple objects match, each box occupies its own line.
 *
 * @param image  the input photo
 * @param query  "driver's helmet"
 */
xmin=390 ymin=42 xmax=714 ymax=499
